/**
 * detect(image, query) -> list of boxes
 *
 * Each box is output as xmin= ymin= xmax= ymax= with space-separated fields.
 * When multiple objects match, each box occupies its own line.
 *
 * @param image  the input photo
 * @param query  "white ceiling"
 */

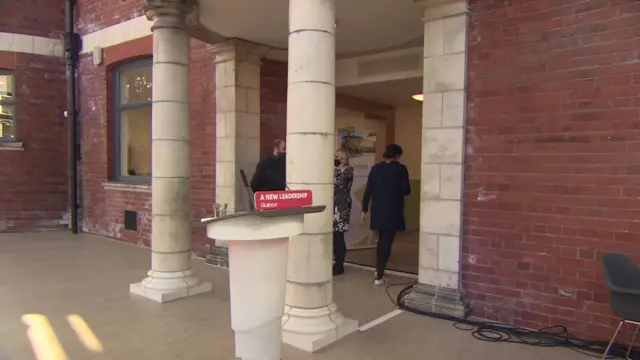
xmin=198 ymin=0 xmax=424 ymax=55
xmin=337 ymin=78 xmax=424 ymax=108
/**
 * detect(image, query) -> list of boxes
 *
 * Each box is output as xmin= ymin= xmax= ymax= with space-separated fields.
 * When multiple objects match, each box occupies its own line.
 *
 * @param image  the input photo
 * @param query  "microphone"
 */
xmin=239 ymin=169 xmax=255 ymax=211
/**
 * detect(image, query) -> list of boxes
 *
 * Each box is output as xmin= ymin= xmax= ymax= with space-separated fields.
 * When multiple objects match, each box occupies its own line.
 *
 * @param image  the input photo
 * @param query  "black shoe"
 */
xmin=333 ymin=265 xmax=345 ymax=276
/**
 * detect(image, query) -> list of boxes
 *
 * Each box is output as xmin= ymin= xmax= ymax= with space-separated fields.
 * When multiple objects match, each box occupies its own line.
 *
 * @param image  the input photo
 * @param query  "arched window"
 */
xmin=0 ymin=70 xmax=16 ymax=140
xmin=114 ymin=59 xmax=152 ymax=181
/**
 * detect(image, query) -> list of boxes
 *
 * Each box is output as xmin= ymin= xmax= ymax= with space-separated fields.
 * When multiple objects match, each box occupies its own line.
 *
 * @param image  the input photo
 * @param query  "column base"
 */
xmin=402 ymin=283 xmax=471 ymax=319
xmin=281 ymin=303 xmax=358 ymax=352
xmin=130 ymin=269 xmax=212 ymax=303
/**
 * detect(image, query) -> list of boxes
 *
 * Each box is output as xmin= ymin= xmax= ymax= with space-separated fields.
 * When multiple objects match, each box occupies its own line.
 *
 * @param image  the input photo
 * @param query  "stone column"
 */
xmin=403 ymin=0 xmax=471 ymax=317
xmin=130 ymin=0 xmax=212 ymax=303
xmin=206 ymin=40 xmax=263 ymax=267
xmin=281 ymin=0 xmax=358 ymax=352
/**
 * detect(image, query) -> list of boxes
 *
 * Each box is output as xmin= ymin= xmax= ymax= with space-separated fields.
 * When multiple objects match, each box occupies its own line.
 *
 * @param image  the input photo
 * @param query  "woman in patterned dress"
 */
xmin=333 ymin=148 xmax=354 ymax=276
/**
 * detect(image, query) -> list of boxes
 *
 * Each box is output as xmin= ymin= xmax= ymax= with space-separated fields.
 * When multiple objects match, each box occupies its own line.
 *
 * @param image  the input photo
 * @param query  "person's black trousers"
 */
xmin=376 ymin=230 xmax=397 ymax=280
xmin=333 ymin=231 xmax=347 ymax=272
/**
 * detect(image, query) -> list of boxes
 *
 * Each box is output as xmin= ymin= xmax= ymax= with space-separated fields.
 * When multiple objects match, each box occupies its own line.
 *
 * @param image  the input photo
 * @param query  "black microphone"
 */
xmin=239 ymin=169 xmax=255 ymax=211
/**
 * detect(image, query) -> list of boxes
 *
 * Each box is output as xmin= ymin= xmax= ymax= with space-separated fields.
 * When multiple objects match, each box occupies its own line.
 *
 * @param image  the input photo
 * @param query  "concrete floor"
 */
xmin=0 ymin=231 xmax=590 ymax=360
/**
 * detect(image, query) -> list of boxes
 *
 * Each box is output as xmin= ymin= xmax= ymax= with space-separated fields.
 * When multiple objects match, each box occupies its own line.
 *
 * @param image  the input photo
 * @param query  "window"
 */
xmin=114 ymin=59 xmax=152 ymax=181
xmin=0 ymin=71 xmax=16 ymax=141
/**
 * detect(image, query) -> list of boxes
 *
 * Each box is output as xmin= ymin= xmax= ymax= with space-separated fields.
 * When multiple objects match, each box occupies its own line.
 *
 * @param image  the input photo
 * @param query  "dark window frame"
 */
xmin=0 ymin=70 xmax=16 ymax=142
xmin=113 ymin=58 xmax=153 ymax=183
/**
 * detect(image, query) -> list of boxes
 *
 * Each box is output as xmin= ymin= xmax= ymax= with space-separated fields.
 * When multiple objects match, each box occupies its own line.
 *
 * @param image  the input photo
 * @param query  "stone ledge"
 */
xmin=0 ymin=141 xmax=24 ymax=150
xmin=102 ymin=181 xmax=151 ymax=192
xmin=402 ymin=283 xmax=471 ymax=319
xmin=205 ymin=246 xmax=229 ymax=268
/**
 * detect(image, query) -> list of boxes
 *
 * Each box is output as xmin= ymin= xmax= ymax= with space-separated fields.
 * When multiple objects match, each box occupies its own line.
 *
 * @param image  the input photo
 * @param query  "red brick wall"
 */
xmin=0 ymin=52 xmax=68 ymax=231
xmin=1 ymin=0 xmax=65 ymax=38
xmin=464 ymin=0 xmax=640 ymax=339
xmin=259 ymin=59 xmax=396 ymax=158
xmin=78 ymin=36 xmax=216 ymax=252
xmin=75 ymin=0 xmax=145 ymax=36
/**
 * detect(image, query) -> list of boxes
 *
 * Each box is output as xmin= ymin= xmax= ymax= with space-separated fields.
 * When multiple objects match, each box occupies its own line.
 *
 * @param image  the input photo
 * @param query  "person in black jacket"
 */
xmin=250 ymin=139 xmax=287 ymax=192
xmin=361 ymin=144 xmax=411 ymax=285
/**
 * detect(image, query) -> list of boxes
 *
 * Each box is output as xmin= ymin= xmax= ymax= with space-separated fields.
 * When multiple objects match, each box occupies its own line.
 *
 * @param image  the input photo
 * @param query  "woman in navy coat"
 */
xmin=361 ymin=144 xmax=411 ymax=285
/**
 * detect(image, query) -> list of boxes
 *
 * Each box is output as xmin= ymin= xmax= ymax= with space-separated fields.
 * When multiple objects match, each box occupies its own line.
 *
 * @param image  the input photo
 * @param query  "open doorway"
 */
xmin=335 ymin=77 xmax=422 ymax=275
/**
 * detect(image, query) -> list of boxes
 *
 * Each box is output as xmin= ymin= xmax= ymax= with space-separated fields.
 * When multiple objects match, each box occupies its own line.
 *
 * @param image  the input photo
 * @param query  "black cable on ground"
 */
xmin=385 ymin=282 xmax=638 ymax=359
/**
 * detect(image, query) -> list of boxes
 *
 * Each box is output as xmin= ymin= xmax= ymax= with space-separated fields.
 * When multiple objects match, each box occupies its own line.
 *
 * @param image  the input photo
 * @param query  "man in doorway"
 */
xmin=250 ymin=139 xmax=287 ymax=192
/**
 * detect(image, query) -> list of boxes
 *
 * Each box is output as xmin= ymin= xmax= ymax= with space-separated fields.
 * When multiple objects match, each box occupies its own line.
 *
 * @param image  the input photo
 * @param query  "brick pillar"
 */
xmin=403 ymin=0 xmax=471 ymax=317
xmin=206 ymin=40 xmax=264 ymax=267
xmin=129 ymin=0 xmax=212 ymax=302
xmin=280 ymin=0 xmax=358 ymax=352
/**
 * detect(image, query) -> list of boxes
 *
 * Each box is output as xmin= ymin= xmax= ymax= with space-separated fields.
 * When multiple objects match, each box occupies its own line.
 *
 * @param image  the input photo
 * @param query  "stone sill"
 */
xmin=0 ymin=141 xmax=24 ymax=151
xmin=102 ymin=181 xmax=151 ymax=192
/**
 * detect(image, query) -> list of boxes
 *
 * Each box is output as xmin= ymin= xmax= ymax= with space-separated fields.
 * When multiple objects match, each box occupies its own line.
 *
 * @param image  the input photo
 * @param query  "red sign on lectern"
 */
xmin=254 ymin=190 xmax=313 ymax=211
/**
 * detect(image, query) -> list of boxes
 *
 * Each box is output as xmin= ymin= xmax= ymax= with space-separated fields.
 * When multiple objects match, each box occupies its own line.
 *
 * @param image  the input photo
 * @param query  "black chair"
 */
xmin=601 ymin=253 xmax=640 ymax=359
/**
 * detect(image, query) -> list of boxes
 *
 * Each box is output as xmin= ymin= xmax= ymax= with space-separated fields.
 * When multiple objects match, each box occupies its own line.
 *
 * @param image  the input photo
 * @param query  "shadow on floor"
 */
xmin=0 ymin=231 xmax=588 ymax=360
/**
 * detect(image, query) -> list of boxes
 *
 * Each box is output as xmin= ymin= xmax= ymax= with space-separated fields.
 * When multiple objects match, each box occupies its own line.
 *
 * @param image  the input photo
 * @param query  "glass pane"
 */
xmin=0 ymin=73 xmax=14 ymax=101
xmin=119 ymin=65 xmax=152 ymax=104
xmin=0 ymin=104 xmax=14 ymax=139
xmin=120 ymin=107 xmax=152 ymax=177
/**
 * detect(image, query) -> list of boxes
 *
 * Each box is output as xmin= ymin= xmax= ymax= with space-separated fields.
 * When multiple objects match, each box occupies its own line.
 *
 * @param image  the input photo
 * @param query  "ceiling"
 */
xmin=337 ymin=78 xmax=424 ymax=108
xmin=197 ymin=0 xmax=424 ymax=55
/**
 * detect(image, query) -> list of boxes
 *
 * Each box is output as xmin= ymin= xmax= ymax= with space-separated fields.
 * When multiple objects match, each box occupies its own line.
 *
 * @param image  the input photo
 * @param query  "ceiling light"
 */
xmin=412 ymin=93 xmax=424 ymax=102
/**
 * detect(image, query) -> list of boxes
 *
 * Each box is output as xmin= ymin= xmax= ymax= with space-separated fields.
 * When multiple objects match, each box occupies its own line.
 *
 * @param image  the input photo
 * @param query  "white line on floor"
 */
xmin=358 ymin=309 xmax=405 ymax=332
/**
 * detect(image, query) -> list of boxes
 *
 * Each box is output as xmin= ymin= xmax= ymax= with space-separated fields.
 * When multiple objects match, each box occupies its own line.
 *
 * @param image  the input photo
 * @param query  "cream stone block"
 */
xmin=152 ymin=140 xmax=190 ymax=178
xmin=215 ymin=113 xmax=229 ymax=138
xmin=420 ymin=0 xmax=468 ymax=22
xmin=438 ymin=235 xmax=460 ymax=272
xmin=422 ymin=127 xmax=464 ymax=164
xmin=442 ymin=90 xmax=465 ymax=128
xmin=421 ymin=164 xmax=440 ymax=199
xmin=215 ymin=137 xmax=235 ymax=162
xmin=152 ymin=102 xmax=190 ymax=141
xmin=444 ymin=15 xmax=468 ymax=55
xmin=287 ymin=233 xmax=332 ymax=284
xmin=288 ymin=31 xmax=335 ymax=85
xmin=418 ymin=267 xmax=458 ymax=289
xmin=286 ymin=83 xmax=335 ymax=134
xmin=420 ymin=199 xmax=461 ymax=236
xmin=424 ymin=19 xmax=444 ymax=58
xmin=237 ymin=61 xmax=260 ymax=89
xmin=234 ymin=87 xmax=249 ymax=112
xmin=151 ymin=251 xmax=191 ymax=273
xmin=215 ymin=186 xmax=235 ymax=206
xmin=285 ymin=280 xmax=333 ymax=309
xmin=247 ymin=88 xmax=260 ymax=114
xmin=152 ymin=178 xmax=190 ymax=215
xmin=223 ymin=60 xmax=236 ymax=87
xmin=150 ymin=216 xmax=192 ymax=253
xmin=215 ymin=86 xmax=236 ymax=114
xmin=33 ymin=36 xmax=63 ymax=57
xmin=152 ymin=64 xmax=189 ymax=103
xmin=289 ymin=0 xmax=336 ymax=34
xmin=153 ymin=28 xmax=189 ymax=65
xmin=10 ymin=33 xmax=34 ymax=54
xmin=286 ymin=134 xmax=335 ymax=185
xmin=440 ymin=164 xmax=462 ymax=200
xmin=235 ymin=137 xmax=260 ymax=159
xmin=215 ymin=61 xmax=228 ymax=87
xmin=236 ymin=112 xmax=260 ymax=139
xmin=422 ymin=92 xmax=443 ymax=128
xmin=419 ymin=233 xmax=439 ymax=269
xmin=215 ymin=162 xmax=235 ymax=187
xmin=423 ymin=53 xmax=465 ymax=92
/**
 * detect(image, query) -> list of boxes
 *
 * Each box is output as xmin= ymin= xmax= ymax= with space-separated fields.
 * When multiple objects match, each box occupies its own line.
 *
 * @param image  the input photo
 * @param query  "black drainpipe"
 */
xmin=64 ymin=0 xmax=81 ymax=234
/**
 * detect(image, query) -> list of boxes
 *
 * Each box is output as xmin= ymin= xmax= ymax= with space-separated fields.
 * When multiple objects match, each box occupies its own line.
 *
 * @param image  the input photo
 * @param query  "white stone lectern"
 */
xmin=202 ymin=205 xmax=326 ymax=360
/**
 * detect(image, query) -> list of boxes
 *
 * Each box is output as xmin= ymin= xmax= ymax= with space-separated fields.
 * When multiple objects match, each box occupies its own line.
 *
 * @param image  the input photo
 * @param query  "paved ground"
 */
xmin=0 ymin=231 xmax=590 ymax=360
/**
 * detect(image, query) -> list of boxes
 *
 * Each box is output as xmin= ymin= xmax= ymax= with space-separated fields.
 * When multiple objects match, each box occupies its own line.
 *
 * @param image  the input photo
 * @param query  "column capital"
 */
xmin=145 ymin=0 xmax=197 ymax=29
xmin=414 ymin=0 xmax=468 ymax=21
xmin=207 ymin=39 xmax=268 ymax=65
